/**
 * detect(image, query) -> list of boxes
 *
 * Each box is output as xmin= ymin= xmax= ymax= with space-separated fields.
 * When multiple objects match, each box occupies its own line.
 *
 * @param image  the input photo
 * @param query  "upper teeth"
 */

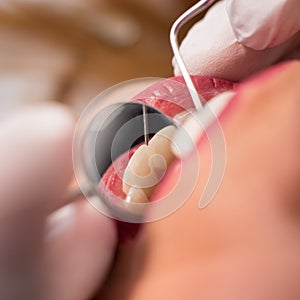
xmin=123 ymin=125 xmax=176 ymax=204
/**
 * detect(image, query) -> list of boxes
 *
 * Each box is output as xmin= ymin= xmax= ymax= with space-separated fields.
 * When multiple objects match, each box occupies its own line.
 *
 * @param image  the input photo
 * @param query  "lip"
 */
xmin=100 ymin=75 xmax=237 ymax=243
xmin=133 ymin=75 xmax=237 ymax=117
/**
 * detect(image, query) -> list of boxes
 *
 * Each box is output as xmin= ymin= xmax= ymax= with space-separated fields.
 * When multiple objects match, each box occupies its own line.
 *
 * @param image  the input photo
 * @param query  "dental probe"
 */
xmin=142 ymin=104 xmax=149 ymax=145
xmin=170 ymin=0 xmax=216 ymax=110
xmin=140 ymin=0 xmax=217 ymax=147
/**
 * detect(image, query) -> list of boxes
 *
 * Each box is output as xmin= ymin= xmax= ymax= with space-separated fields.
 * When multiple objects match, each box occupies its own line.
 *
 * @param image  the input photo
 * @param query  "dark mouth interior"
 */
xmin=94 ymin=102 xmax=174 ymax=178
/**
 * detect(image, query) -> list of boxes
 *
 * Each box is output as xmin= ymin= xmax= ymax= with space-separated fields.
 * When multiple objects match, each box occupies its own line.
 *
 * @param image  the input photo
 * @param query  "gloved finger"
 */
xmin=226 ymin=0 xmax=300 ymax=50
xmin=0 ymin=104 xmax=74 ymax=299
xmin=173 ymin=1 xmax=300 ymax=81
xmin=43 ymin=199 xmax=117 ymax=300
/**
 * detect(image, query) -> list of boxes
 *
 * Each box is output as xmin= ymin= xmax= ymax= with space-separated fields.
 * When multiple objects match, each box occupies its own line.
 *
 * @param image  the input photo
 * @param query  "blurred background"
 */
xmin=0 ymin=0 xmax=198 ymax=116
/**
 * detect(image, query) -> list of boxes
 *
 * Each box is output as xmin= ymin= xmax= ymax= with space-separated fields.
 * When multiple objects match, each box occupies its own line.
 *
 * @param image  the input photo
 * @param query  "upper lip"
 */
xmin=132 ymin=75 xmax=237 ymax=117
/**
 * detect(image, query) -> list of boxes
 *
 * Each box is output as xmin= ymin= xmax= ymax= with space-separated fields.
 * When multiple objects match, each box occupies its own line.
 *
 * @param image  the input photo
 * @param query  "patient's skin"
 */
xmin=99 ymin=61 xmax=300 ymax=300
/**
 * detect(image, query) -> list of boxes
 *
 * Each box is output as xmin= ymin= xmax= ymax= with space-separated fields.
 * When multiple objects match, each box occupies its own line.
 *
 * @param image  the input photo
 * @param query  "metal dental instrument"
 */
xmin=142 ymin=104 xmax=150 ymax=145
xmin=139 ymin=0 xmax=217 ymax=145
xmin=170 ymin=0 xmax=216 ymax=111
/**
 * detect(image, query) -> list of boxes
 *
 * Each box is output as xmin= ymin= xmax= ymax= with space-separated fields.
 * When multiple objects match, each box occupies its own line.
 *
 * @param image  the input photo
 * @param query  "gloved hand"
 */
xmin=0 ymin=104 xmax=116 ymax=300
xmin=173 ymin=0 xmax=300 ymax=81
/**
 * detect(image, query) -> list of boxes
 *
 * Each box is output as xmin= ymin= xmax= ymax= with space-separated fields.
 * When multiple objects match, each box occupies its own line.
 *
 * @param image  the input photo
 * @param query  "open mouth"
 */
xmin=99 ymin=75 xmax=237 ymax=242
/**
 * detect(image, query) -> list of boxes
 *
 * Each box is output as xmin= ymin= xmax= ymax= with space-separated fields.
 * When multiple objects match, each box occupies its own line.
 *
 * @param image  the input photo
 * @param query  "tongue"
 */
xmin=99 ymin=76 xmax=237 ymax=243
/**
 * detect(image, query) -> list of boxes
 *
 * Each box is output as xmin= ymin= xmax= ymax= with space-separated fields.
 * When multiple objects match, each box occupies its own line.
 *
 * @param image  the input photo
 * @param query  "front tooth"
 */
xmin=122 ymin=125 xmax=176 ymax=204
xmin=148 ymin=125 xmax=176 ymax=167
xmin=122 ymin=144 xmax=153 ymax=197
xmin=125 ymin=187 xmax=148 ymax=204
xmin=124 ymin=187 xmax=148 ymax=215
xmin=125 ymin=144 xmax=150 ymax=178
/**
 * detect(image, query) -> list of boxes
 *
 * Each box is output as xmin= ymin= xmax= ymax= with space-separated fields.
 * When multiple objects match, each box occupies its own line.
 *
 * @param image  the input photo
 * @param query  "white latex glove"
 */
xmin=173 ymin=0 xmax=300 ymax=81
xmin=0 ymin=105 xmax=117 ymax=300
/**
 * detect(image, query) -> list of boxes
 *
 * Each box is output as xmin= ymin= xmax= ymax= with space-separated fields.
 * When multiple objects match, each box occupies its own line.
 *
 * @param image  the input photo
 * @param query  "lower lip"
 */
xmin=100 ymin=75 xmax=237 ymax=243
